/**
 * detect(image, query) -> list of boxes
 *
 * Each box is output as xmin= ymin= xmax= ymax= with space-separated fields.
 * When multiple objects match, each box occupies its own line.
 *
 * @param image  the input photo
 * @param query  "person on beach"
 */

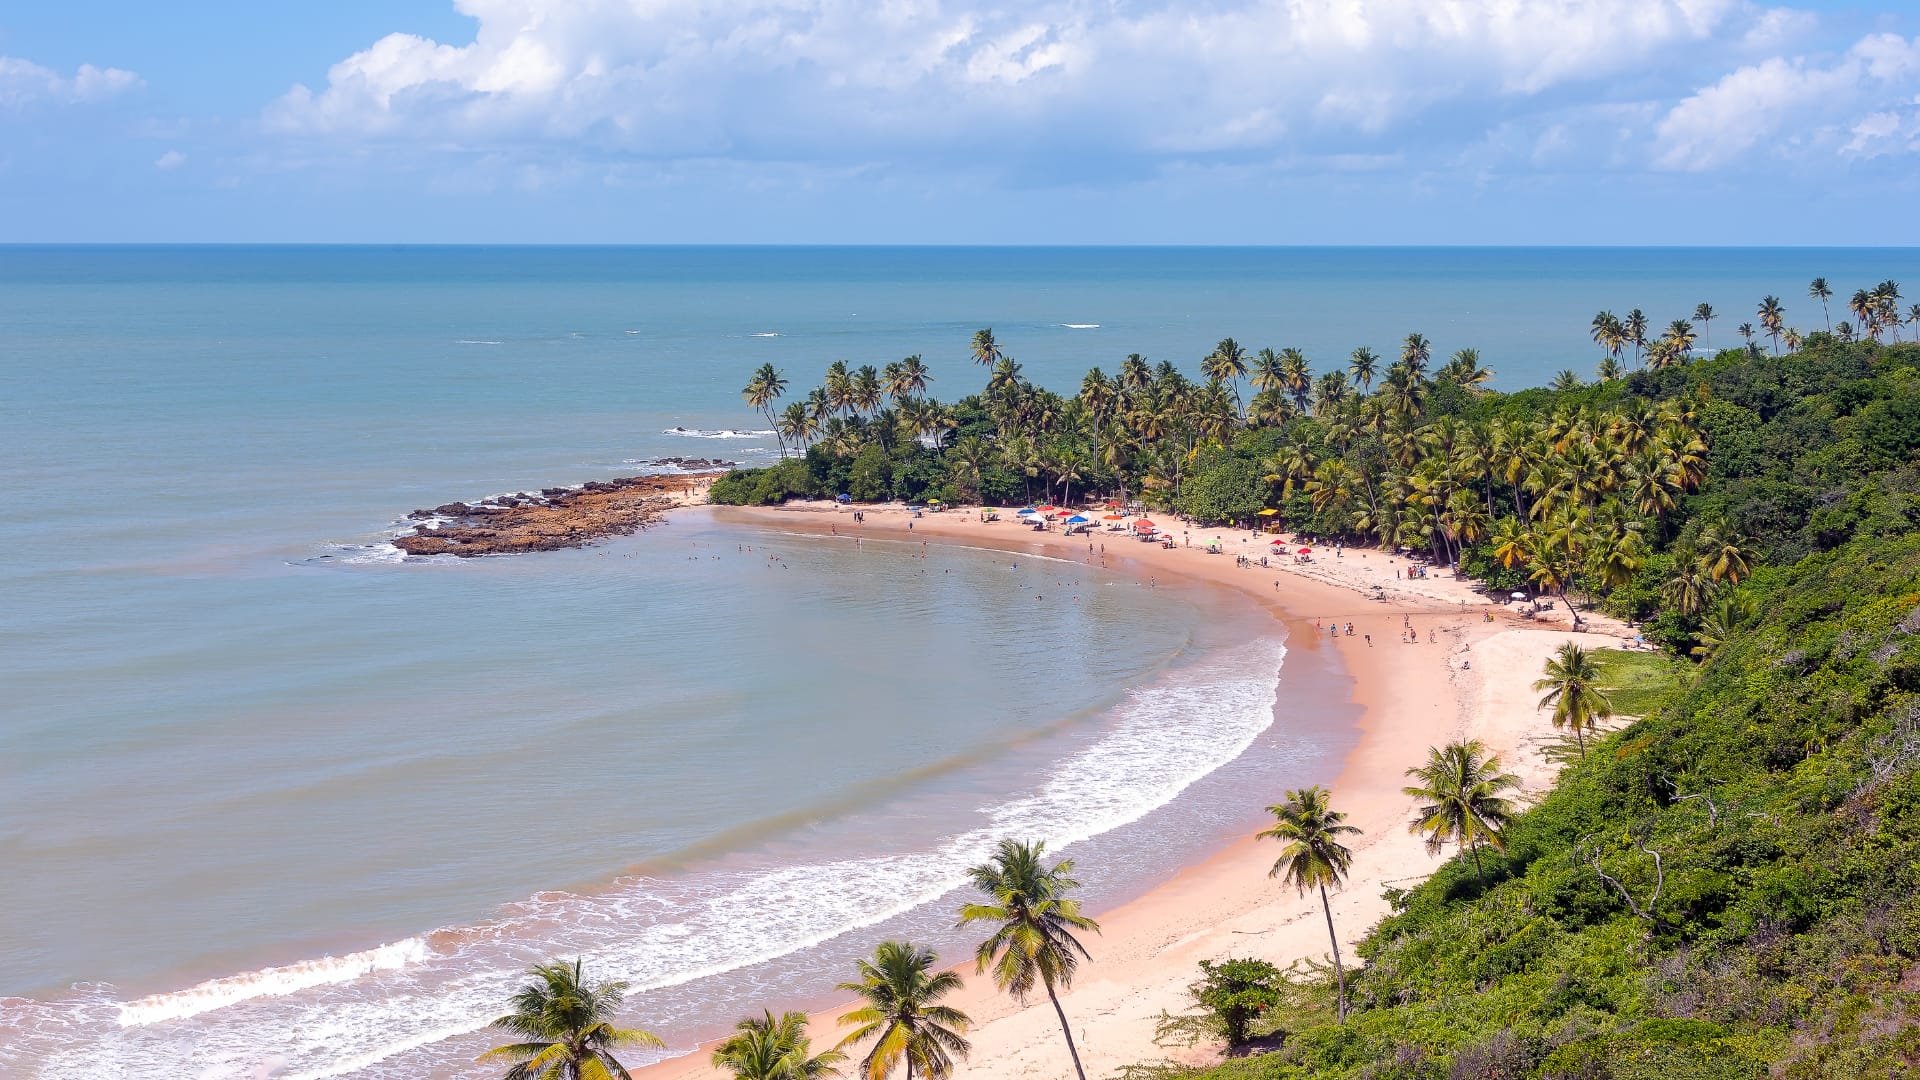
xmin=1365 ymin=634 xmax=1372 ymax=646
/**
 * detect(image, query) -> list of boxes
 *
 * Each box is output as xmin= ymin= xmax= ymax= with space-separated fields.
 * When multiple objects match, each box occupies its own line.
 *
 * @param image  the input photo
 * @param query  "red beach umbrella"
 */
xmin=1269 ymin=538 xmax=1286 ymax=545
xmin=1102 ymin=513 xmax=1126 ymax=521
xmin=1298 ymin=547 xmax=1313 ymax=555
xmin=1035 ymin=505 xmax=1057 ymax=512
xmin=1133 ymin=519 xmax=1156 ymax=532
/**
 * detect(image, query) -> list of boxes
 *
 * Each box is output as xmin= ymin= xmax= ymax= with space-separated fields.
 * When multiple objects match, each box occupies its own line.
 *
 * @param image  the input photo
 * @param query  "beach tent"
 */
xmin=1035 ymin=505 xmax=1057 ymax=512
xmin=1063 ymin=515 xmax=1089 ymax=524
xmin=1256 ymin=508 xmax=1279 ymax=516
xmin=1133 ymin=519 xmax=1156 ymax=532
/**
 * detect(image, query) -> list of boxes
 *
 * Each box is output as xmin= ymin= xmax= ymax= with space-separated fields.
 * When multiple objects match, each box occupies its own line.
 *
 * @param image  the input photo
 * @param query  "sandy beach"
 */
xmin=638 ymin=500 xmax=1631 ymax=1080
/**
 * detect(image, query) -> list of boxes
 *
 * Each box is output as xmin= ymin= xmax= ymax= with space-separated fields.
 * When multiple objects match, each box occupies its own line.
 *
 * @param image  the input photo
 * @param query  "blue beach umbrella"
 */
xmin=1063 ymin=515 xmax=1089 ymax=524
xmin=1016 ymin=507 xmax=1038 ymax=515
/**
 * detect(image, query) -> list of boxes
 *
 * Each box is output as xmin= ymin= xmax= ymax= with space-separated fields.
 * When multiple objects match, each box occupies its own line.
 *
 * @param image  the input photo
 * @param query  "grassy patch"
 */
xmin=1589 ymin=647 xmax=1687 ymax=718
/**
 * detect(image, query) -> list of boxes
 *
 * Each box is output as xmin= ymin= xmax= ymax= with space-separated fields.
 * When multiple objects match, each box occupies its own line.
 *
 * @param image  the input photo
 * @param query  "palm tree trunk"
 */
xmin=1470 ymin=841 xmax=1484 ymax=889
xmin=1044 ymin=979 xmax=1088 ymax=1080
xmin=1319 ymin=884 xmax=1348 ymax=1023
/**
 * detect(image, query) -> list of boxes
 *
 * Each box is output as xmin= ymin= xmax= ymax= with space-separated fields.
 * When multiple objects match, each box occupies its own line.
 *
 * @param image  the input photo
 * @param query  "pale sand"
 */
xmin=643 ymin=502 xmax=1631 ymax=1080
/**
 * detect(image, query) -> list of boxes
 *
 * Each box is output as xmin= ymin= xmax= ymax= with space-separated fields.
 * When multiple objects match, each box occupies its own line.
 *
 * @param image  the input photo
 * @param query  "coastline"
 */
xmin=636 ymin=501 xmax=1628 ymax=1079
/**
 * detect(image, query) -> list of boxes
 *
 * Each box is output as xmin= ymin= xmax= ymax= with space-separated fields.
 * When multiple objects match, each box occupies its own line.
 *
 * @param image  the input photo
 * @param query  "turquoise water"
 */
xmin=1 ymin=246 xmax=1914 ymax=1078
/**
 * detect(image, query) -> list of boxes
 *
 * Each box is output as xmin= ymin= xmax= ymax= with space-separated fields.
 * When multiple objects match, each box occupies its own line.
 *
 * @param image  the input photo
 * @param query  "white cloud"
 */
xmin=1654 ymin=32 xmax=1920 ymax=170
xmin=0 ymin=56 xmax=142 ymax=107
xmin=154 ymin=149 xmax=187 ymax=170
xmin=265 ymin=0 xmax=1752 ymax=166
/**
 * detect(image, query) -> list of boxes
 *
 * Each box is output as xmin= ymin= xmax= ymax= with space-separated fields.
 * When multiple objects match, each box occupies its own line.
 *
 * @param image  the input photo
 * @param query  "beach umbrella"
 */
xmin=1298 ymin=547 xmax=1313 ymax=555
xmin=1511 ymin=591 xmax=1528 ymax=600
xmin=1035 ymin=505 xmax=1057 ymax=512
xmin=1269 ymin=539 xmax=1286 ymax=545
xmin=1133 ymin=519 xmax=1156 ymax=531
xmin=1064 ymin=514 xmax=1089 ymax=524
xmin=1256 ymin=508 xmax=1279 ymax=517
xmin=1102 ymin=513 xmax=1126 ymax=521
xmin=1016 ymin=507 xmax=1038 ymax=516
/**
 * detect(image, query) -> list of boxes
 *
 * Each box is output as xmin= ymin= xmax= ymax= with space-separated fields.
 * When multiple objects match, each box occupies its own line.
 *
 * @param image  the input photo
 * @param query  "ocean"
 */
xmin=1 ymin=246 xmax=1913 ymax=1078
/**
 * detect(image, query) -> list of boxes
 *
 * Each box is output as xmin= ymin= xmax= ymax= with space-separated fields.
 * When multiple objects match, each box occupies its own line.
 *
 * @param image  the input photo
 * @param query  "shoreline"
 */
xmin=637 ymin=500 xmax=1627 ymax=1079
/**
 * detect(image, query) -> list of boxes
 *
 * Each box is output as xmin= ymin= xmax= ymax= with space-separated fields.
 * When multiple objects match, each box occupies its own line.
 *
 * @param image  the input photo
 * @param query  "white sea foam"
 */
xmin=1061 ymin=323 xmax=1101 ymax=329
xmin=750 ymin=332 xmax=780 ymax=338
xmin=661 ymin=427 xmax=776 ymax=439
xmin=452 ymin=340 xmax=502 ymax=345
xmin=13 ymin=638 xmax=1284 ymax=1079
xmin=115 ymin=939 xmax=431 ymax=1027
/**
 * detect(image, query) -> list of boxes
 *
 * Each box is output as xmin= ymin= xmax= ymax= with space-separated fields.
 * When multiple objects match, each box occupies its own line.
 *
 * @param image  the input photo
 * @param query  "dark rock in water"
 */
xmin=391 ymin=471 xmax=722 ymax=558
xmin=408 ymin=509 xmax=435 ymax=520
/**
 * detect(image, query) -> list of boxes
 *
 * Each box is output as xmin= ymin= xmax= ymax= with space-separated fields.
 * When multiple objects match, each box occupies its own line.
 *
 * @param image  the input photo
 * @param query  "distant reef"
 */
xmin=395 ymin=470 xmax=718 ymax=557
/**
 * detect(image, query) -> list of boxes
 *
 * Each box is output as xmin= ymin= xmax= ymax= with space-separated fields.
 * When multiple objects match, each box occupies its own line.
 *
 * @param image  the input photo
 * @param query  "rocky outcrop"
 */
xmin=393 ymin=473 xmax=718 ymax=557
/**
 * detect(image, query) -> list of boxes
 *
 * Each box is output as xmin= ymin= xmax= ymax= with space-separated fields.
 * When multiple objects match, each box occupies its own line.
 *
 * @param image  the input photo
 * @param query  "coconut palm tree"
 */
xmin=1532 ymin=643 xmax=1613 ymax=757
xmin=1664 ymin=319 xmax=1697 ymax=358
xmin=1595 ymin=355 xmax=1622 ymax=382
xmin=1348 ymin=346 xmax=1379 ymax=392
xmin=1400 ymin=333 xmax=1432 ymax=379
xmin=958 ymin=839 xmax=1100 ymax=1080
xmin=1691 ymin=589 xmax=1756 ymax=662
xmin=1258 ymin=786 xmax=1361 ymax=1022
xmin=478 ymin=958 xmax=664 ymax=1080
xmin=1402 ymin=740 xmax=1520 ymax=889
xmin=744 ymin=364 xmax=790 ymax=457
xmin=1808 ymin=278 xmax=1833 ymax=330
xmin=1691 ymin=303 xmax=1716 ymax=350
xmin=1625 ymin=309 xmax=1649 ymax=367
xmin=1550 ymin=369 xmax=1583 ymax=391
xmin=713 ymin=1011 xmax=845 ymax=1080
xmin=1757 ymin=296 xmax=1785 ymax=354
xmin=970 ymin=329 xmax=1003 ymax=371
xmin=1202 ymin=338 xmax=1249 ymax=412
xmin=837 ymin=942 xmax=970 ymax=1080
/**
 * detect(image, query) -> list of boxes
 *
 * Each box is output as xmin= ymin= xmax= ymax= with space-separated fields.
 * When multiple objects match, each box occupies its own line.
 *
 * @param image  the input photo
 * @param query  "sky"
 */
xmin=2 ymin=0 xmax=1918 ymax=244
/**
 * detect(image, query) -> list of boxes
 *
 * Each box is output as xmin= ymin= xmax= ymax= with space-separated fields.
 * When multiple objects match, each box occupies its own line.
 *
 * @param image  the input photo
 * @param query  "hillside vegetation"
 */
xmin=1137 ymin=342 xmax=1920 ymax=1076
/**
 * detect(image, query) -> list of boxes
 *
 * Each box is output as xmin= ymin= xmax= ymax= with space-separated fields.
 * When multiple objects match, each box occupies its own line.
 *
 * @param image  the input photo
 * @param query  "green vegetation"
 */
xmin=1587 ymin=649 xmax=1686 ymax=719
xmin=1259 ymin=787 xmax=1362 ymax=1023
xmin=959 ymin=839 xmax=1102 ymax=1080
xmin=477 ymin=958 xmax=663 ymax=1079
xmin=712 ymin=1011 xmax=845 ymax=1080
xmin=1401 ymin=740 xmax=1520 ymax=889
xmin=835 ymin=941 xmax=971 ymax=1080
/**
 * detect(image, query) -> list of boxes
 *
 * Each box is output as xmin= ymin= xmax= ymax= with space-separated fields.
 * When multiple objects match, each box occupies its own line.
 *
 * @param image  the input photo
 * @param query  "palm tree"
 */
xmin=837 ymin=942 xmax=970 ymax=1080
xmin=1758 ymin=296 xmax=1785 ymax=354
xmin=970 ymin=329 xmax=1003 ymax=372
xmin=1550 ymin=369 xmax=1583 ymax=391
xmin=1809 ymin=277 xmax=1833 ymax=331
xmin=1202 ymin=338 xmax=1249 ymax=412
xmin=478 ymin=958 xmax=664 ymax=1080
xmin=1532 ymin=643 xmax=1613 ymax=757
xmin=958 ymin=839 xmax=1099 ymax=1080
xmin=744 ymin=364 xmax=790 ymax=457
xmin=1258 ymin=786 xmax=1361 ymax=1022
xmin=1400 ymin=333 xmax=1432 ymax=379
xmin=1737 ymin=321 xmax=1755 ymax=345
xmin=1691 ymin=589 xmax=1755 ymax=662
xmin=1348 ymin=346 xmax=1379 ymax=392
xmin=1625 ymin=309 xmax=1649 ymax=367
xmin=1402 ymin=741 xmax=1520 ymax=889
xmin=1595 ymin=355 xmax=1622 ymax=381
xmin=714 ymin=1011 xmax=845 ymax=1080
xmin=1691 ymin=303 xmax=1716 ymax=350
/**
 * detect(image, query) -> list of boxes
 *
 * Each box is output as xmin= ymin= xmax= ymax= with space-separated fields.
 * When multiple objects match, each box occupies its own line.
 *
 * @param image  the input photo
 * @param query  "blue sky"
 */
xmin=3 ymin=0 xmax=1918 ymax=243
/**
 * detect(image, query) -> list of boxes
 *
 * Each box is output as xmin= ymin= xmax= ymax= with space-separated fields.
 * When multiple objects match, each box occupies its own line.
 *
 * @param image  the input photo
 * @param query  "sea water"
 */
xmin=2 ymin=246 xmax=1914 ymax=1077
